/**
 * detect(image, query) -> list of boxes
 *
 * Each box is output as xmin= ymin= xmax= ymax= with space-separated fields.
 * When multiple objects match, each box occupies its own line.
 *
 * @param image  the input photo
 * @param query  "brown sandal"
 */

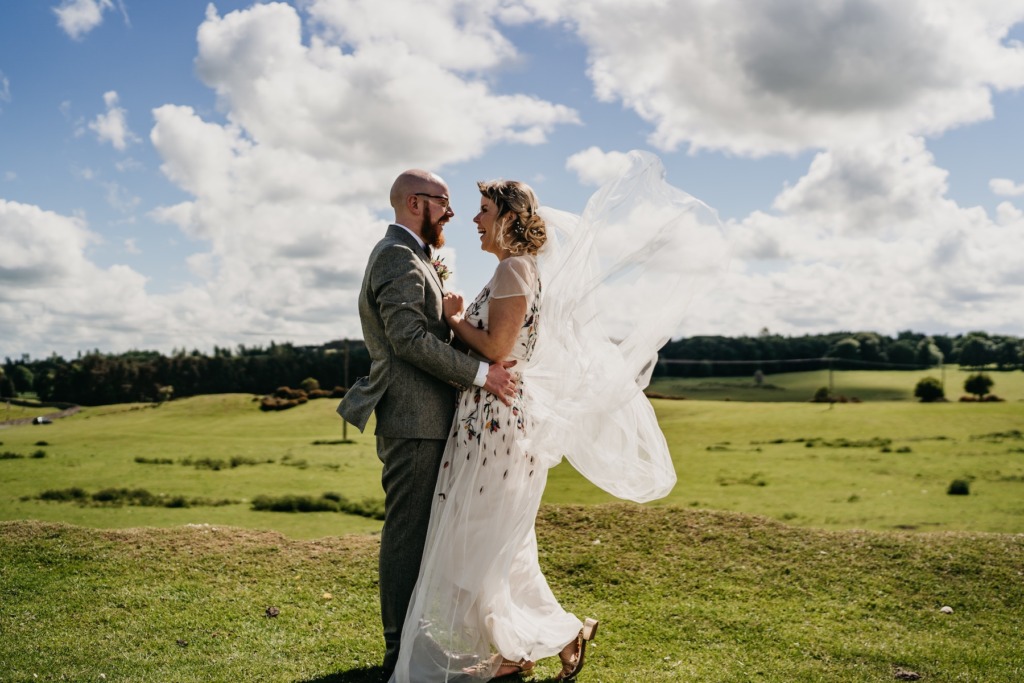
xmin=464 ymin=654 xmax=536 ymax=679
xmin=555 ymin=618 xmax=599 ymax=681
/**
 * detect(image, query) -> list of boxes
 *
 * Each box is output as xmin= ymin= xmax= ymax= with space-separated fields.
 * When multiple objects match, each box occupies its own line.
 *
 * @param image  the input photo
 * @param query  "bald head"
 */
xmin=390 ymin=169 xmax=447 ymax=211
xmin=390 ymin=169 xmax=453 ymax=248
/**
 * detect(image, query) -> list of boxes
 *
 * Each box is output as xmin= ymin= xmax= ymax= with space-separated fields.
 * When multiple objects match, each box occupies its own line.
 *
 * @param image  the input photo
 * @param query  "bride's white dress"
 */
xmin=389 ymin=151 xmax=729 ymax=682
xmin=392 ymin=255 xmax=580 ymax=682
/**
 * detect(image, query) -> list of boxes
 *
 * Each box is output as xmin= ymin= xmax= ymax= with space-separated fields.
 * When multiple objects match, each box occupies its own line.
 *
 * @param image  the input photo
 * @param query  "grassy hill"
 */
xmin=1 ymin=374 xmax=1023 ymax=680
xmin=2 ymin=505 xmax=1022 ymax=682
xmin=1 ymin=383 xmax=1023 ymax=536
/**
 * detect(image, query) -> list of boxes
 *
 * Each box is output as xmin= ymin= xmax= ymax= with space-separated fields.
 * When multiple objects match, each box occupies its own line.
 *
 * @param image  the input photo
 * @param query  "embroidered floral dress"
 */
xmin=392 ymin=255 xmax=582 ymax=682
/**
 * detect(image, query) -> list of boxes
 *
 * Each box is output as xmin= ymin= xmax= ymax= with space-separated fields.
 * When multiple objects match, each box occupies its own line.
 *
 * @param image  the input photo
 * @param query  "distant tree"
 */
xmin=963 ymin=373 xmax=994 ymax=400
xmin=855 ymin=332 xmax=884 ymax=363
xmin=0 ymin=374 xmax=14 ymax=399
xmin=10 ymin=365 xmax=34 ymax=394
xmin=914 ymin=377 xmax=944 ymax=403
xmin=916 ymin=337 xmax=943 ymax=367
xmin=958 ymin=336 xmax=995 ymax=368
xmin=830 ymin=337 xmax=860 ymax=361
xmin=300 ymin=377 xmax=321 ymax=393
xmin=995 ymin=340 xmax=1022 ymax=370
xmin=812 ymin=386 xmax=831 ymax=403
xmin=886 ymin=340 xmax=917 ymax=366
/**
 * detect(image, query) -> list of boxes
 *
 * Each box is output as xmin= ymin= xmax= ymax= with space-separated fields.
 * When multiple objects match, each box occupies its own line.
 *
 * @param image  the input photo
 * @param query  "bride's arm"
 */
xmin=444 ymin=293 xmax=527 ymax=362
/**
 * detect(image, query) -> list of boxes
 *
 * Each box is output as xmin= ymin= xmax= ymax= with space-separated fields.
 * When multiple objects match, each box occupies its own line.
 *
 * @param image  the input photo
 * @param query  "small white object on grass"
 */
xmin=940 ymin=605 xmax=954 ymax=614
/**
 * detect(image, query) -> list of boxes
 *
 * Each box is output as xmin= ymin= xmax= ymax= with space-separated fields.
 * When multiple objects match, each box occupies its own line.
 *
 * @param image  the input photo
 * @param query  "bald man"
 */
xmin=338 ymin=170 xmax=516 ymax=674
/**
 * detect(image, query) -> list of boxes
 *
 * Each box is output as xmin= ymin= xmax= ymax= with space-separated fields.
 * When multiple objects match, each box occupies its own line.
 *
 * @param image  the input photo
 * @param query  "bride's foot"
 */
xmin=495 ymin=657 xmax=535 ymax=678
xmin=555 ymin=618 xmax=599 ymax=681
xmin=463 ymin=654 xmax=535 ymax=679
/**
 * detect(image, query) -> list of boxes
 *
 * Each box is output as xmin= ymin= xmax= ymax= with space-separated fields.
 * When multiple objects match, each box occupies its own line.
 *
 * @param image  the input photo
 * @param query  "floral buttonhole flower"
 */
xmin=432 ymin=257 xmax=451 ymax=282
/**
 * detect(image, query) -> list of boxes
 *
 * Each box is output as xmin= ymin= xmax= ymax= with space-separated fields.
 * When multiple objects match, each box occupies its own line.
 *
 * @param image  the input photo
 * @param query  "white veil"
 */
xmin=521 ymin=150 xmax=729 ymax=502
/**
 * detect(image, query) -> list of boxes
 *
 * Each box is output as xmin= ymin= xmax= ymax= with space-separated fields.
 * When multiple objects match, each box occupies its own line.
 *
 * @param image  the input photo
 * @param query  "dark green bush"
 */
xmin=947 ymin=479 xmax=971 ymax=495
xmin=914 ymin=376 xmax=945 ymax=402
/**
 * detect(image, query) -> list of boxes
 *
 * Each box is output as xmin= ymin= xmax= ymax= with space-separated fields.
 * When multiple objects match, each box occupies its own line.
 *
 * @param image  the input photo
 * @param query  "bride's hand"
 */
xmin=443 ymin=292 xmax=464 ymax=322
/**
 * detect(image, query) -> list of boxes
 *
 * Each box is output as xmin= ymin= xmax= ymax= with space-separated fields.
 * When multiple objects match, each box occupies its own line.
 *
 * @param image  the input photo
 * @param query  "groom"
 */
xmin=337 ymin=169 xmax=516 ymax=674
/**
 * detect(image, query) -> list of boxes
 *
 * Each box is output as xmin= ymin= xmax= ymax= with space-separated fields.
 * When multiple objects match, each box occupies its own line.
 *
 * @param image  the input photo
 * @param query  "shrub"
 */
xmin=964 ymin=373 xmax=994 ymax=400
xmin=39 ymin=487 xmax=87 ymax=501
xmin=914 ymin=376 xmax=945 ymax=402
xmin=0 ymin=451 xmax=23 ymax=459
xmin=273 ymin=386 xmax=307 ymax=400
xmin=300 ymin=377 xmax=321 ymax=393
xmin=31 ymin=450 xmax=46 ymax=458
xmin=812 ymin=387 xmax=831 ymax=403
xmin=947 ymin=479 xmax=971 ymax=495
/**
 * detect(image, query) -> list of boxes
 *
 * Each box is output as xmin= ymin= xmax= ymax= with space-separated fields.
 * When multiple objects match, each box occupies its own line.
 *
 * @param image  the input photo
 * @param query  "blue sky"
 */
xmin=3 ymin=0 xmax=1024 ymax=360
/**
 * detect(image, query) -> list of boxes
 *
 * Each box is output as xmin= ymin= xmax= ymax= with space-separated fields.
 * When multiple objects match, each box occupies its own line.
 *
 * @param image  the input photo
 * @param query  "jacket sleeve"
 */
xmin=372 ymin=243 xmax=481 ymax=389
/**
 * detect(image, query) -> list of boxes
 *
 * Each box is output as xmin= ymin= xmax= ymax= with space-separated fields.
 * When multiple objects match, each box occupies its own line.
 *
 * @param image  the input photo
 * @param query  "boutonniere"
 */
xmin=432 ymin=257 xmax=451 ymax=282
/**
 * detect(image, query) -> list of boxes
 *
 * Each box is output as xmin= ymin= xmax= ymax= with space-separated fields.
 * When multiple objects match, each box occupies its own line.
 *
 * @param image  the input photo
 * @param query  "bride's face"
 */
xmin=474 ymin=196 xmax=504 ymax=256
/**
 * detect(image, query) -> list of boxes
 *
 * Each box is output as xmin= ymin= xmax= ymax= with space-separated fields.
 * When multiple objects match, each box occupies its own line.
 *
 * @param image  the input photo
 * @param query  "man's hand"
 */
xmin=483 ymin=360 xmax=518 ymax=406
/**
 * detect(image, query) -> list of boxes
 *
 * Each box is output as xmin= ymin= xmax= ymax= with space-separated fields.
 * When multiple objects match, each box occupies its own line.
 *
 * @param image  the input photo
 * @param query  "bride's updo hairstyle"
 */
xmin=477 ymin=179 xmax=547 ymax=256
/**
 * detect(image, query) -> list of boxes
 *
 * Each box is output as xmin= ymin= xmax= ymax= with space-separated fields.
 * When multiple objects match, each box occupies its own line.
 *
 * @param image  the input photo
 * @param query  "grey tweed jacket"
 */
xmin=337 ymin=225 xmax=480 ymax=439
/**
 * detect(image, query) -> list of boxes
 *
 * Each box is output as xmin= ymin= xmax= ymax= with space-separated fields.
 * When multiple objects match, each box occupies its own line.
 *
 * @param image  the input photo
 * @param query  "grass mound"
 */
xmin=2 ymin=505 xmax=1022 ymax=681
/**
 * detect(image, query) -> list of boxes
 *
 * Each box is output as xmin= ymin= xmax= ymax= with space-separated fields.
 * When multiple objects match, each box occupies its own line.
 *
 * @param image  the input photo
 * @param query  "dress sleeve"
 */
xmin=490 ymin=255 xmax=537 ymax=301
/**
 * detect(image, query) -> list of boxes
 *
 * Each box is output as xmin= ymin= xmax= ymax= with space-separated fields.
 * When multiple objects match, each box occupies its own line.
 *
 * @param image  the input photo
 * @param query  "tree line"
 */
xmin=1 ymin=341 xmax=370 ymax=406
xmin=657 ymin=329 xmax=1024 ymax=377
xmin=1 ymin=330 xmax=1021 ymax=406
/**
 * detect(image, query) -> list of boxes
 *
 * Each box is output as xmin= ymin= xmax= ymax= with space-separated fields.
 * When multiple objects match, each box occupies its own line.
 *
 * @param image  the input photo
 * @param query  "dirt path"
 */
xmin=0 ymin=405 xmax=81 ymax=428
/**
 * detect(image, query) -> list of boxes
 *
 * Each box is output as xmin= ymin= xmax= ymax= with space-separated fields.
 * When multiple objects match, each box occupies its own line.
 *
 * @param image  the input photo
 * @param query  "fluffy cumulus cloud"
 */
xmin=0 ymin=200 xmax=165 ymax=354
xmin=716 ymin=136 xmax=1024 ymax=336
xmin=990 ymin=178 xmax=1024 ymax=196
xmin=565 ymin=147 xmax=634 ymax=186
xmin=539 ymin=0 xmax=1024 ymax=155
xmin=137 ymin=1 xmax=579 ymax=351
xmin=52 ymin=0 xmax=119 ymax=40
xmin=88 ymin=91 xmax=138 ymax=150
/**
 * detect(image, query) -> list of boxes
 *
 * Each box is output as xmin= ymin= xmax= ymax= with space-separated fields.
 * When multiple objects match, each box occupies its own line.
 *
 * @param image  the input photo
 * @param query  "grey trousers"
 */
xmin=376 ymin=436 xmax=446 ymax=672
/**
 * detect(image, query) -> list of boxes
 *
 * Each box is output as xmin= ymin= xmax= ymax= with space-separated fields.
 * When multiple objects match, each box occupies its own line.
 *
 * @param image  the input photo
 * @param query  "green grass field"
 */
xmin=1 ymin=373 xmax=1022 ymax=537
xmin=649 ymin=365 xmax=1024 ymax=403
xmin=2 ymin=506 xmax=1022 ymax=682
xmin=2 ymin=371 xmax=1023 ymax=681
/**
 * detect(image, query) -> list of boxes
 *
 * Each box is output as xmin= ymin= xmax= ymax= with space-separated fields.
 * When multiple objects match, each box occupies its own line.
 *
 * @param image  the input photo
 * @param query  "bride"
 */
xmin=390 ymin=151 xmax=725 ymax=682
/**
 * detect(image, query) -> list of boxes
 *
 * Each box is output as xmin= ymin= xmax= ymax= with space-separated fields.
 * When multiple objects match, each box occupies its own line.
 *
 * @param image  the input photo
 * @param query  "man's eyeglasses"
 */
xmin=414 ymin=193 xmax=450 ymax=211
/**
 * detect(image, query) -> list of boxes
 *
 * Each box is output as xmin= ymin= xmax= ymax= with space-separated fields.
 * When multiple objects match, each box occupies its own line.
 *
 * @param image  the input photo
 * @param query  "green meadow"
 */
xmin=2 ymin=369 xmax=1023 ymax=537
xmin=2 ymin=369 xmax=1023 ymax=680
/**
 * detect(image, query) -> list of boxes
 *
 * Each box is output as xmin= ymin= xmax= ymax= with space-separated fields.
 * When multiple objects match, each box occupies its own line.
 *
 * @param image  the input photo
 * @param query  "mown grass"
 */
xmin=1 ymin=389 xmax=1023 ymax=536
xmin=1 ymin=505 xmax=1021 ymax=682
xmin=649 ymin=366 xmax=1024 ymax=403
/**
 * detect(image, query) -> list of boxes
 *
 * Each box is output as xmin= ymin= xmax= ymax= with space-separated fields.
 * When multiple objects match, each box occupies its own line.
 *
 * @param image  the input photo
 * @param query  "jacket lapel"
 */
xmin=387 ymin=224 xmax=444 ymax=292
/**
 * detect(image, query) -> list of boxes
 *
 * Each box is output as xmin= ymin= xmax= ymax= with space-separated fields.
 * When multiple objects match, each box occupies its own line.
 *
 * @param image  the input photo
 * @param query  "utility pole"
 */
xmin=342 ymin=339 xmax=350 ymax=441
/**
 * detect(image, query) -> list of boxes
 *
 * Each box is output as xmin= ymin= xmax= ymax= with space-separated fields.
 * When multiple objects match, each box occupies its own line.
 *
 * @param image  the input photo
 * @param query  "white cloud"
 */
xmin=53 ymin=0 xmax=115 ymax=40
xmin=304 ymin=0 xmax=519 ymax=72
xmin=713 ymin=136 xmax=1024 ymax=336
xmin=137 ymin=2 xmax=580 ymax=350
xmin=88 ymin=91 xmax=138 ymax=150
xmin=0 ymin=70 xmax=10 ymax=106
xmin=565 ymin=147 xmax=633 ymax=186
xmin=544 ymin=0 xmax=1024 ymax=155
xmin=3 ymin=171 xmax=15 ymax=182
xmin=990 ymin=177 xmax=1024 ymax=196
xmin=0 ymin=199 xmax=167 ymax=357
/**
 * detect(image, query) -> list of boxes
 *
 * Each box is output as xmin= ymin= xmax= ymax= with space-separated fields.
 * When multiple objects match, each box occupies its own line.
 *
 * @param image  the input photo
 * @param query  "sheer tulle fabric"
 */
xmin=524 ymin=150 xmax=728 ymax=500
xmin=390 ymin=151 xmax=727 ymax=682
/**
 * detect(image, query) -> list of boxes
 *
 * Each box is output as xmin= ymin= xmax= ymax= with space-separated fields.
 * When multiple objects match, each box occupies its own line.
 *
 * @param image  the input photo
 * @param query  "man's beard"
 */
xmin=420 ymin=209 xmax=446 ymax=249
